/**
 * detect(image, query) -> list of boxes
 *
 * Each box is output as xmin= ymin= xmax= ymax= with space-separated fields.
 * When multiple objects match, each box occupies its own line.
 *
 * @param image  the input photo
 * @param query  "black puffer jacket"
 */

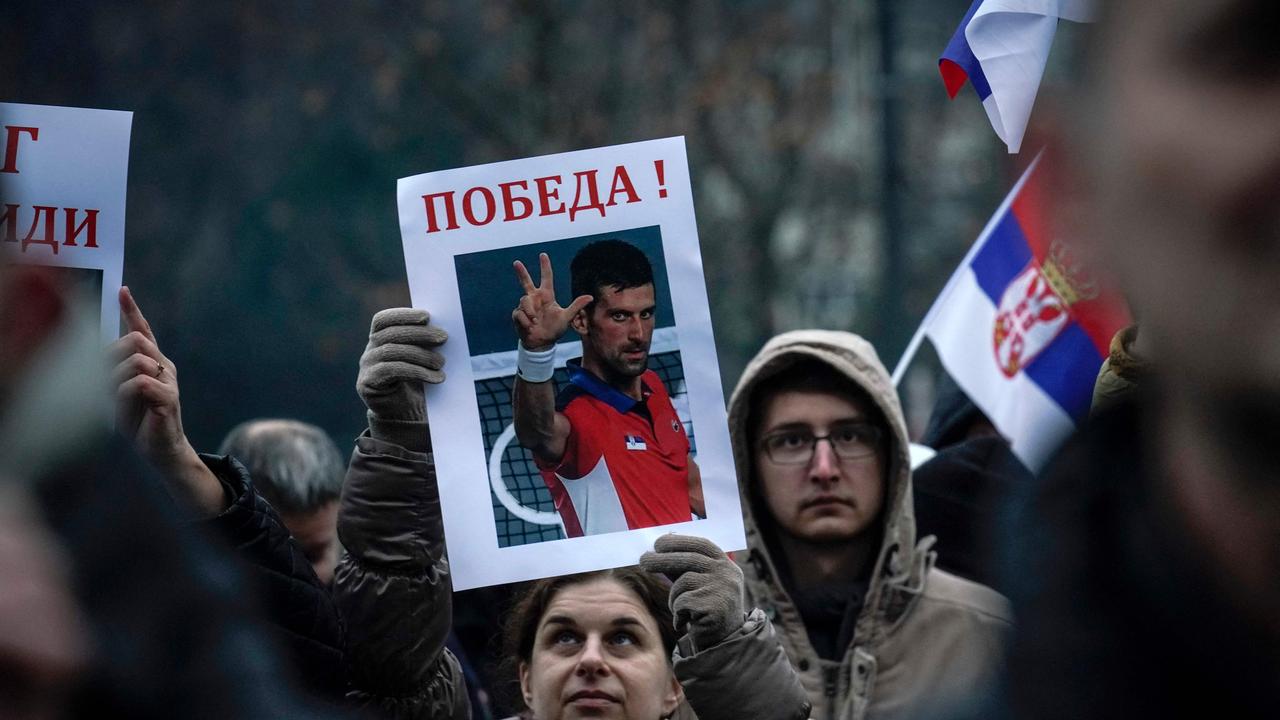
xmin=332 ymin=432 xmax=468 ymax=719
xmin=912 ymin=437 xmax=1030 ymax=592
xmin=199 ymin=453 xmax=347 ymax=704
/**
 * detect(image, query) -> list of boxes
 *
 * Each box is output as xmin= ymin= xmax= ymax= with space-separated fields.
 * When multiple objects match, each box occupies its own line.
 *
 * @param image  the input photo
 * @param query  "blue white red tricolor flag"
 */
xmin=939 ymin=0 xmax=1095 ymax=153
xmin=909 ymin=157 xmax=1129 ymax=469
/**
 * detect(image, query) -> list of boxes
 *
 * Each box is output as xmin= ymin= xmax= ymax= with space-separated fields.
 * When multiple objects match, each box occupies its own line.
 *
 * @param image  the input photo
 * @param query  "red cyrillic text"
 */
xmin=19 ymin=205 xmax=59 ymax=254
xmin=606 ymin=165 xmax=640 ymax=207
xmin=461 ymin=186 xmax=497 ymax=226
xmin=499 ymin=180 xmax=533 ymax=222
xmin=0 ymin=204 xmax=103 ymax=254
xmin=422 ymin=191 xmax=461 ymax=233
xmin=418 ymin=163 xmax=668 ymax=234
xmin=568 ymin=170 xmax=606 ymax=221
xmin=63 ymin=208 xmax=99 ymax=248
xmin=534 ymin=175 xmax=565 ymax=217
xmin=1 ymin=126 xmax=39 ymax=174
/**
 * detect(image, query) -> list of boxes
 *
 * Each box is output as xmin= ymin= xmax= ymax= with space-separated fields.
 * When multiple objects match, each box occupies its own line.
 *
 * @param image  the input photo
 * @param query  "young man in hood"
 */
xmin=721 ymin=329 xmax=1010 ymax=720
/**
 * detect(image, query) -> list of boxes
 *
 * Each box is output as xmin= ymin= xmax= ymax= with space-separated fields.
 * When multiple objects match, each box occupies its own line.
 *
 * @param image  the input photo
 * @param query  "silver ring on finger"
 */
xmin=155 ymin=360 xmax=164 ymax=379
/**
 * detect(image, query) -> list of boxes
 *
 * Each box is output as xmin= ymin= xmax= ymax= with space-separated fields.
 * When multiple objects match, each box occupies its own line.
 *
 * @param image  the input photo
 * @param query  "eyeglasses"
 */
xmin=759 ymin=421 xmax=883 ymax=465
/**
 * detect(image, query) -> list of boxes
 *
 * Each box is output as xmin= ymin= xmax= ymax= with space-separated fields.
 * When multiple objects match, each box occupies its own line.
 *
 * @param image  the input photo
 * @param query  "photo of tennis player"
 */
xmin=454 ymin=227 xmax=703 ymax=547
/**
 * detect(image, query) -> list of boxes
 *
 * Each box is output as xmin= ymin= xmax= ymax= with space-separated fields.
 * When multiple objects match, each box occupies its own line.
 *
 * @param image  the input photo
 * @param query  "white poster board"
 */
xmin=0 ymin=102 xmax=133 ymax=344
xmin=397 ymin=137 xmax=745 ymax=590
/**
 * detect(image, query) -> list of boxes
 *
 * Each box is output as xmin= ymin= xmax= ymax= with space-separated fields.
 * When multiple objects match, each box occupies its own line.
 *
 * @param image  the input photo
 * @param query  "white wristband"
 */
xmin=517 ymin=341 xmax=556 ymax=383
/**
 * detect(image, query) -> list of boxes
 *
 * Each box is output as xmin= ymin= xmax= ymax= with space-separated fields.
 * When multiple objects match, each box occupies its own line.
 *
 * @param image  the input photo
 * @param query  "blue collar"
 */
xmin=567 ymin=360 xmax=648 ymax=414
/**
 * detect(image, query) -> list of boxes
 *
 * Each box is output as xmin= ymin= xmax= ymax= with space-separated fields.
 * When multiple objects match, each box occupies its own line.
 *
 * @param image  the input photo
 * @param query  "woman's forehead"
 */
xmin=540 ymin=577 xmax=656 ymax=630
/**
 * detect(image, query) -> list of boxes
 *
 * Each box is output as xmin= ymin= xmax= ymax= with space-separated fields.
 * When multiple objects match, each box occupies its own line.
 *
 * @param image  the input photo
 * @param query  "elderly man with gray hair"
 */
xmin=219 ymin=419 xmax=346 ymax=585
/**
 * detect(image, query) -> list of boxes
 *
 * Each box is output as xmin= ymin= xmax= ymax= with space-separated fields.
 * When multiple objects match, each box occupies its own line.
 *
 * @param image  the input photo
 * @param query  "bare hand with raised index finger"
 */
xmin=109 ymin=286 xmax=225 ymax=516
xmin=511 ymin=252 xmax=592 ymax=351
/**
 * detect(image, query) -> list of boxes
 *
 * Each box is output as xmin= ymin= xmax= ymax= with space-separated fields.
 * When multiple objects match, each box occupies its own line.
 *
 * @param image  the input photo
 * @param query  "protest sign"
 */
xmin=0 ymin=102 xmax=133 ymax=344
xmin=397 ymin=137 xmax=744 ymax=589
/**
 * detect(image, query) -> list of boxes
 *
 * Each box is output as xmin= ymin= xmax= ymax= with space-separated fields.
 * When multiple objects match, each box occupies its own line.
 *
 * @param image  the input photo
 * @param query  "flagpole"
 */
xmin=888 ymin=150 xmax=1044 ymax=389
xmin=891 ymin=323 xmax=927 ymax=388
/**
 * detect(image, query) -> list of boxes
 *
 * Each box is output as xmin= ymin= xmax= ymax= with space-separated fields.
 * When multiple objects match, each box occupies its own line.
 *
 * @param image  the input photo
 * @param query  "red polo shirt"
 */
xmin=534 ymin=363 xmax=691 ymax=537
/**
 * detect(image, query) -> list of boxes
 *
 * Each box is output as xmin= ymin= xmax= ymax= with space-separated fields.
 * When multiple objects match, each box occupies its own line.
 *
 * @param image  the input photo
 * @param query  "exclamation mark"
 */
xmin=654 ymin=159 xmax=668 ymax=198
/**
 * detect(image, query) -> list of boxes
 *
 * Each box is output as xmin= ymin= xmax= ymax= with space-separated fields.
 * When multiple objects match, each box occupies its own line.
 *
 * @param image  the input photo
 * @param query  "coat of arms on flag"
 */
xmin=992 ymin=238 xmax=1097 ymax=377
xmin=895 ymin=156 xmax=1130 ymax=469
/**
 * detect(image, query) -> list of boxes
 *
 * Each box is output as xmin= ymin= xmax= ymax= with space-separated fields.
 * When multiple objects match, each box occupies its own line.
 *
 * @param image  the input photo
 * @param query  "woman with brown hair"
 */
xmin=499 ymin=567 xmax=687 ymax=720
xmin=498 ymin=535 xmax=810 ymax=720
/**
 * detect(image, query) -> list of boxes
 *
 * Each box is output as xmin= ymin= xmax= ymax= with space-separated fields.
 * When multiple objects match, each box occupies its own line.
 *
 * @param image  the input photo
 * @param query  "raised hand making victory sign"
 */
xmin=511 ymin=252 xmax=593 ymax=352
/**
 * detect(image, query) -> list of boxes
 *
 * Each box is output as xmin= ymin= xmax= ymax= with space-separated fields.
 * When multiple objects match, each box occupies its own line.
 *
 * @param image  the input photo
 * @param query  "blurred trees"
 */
xmin=2 ymin=0 xmax=1004 ymax=451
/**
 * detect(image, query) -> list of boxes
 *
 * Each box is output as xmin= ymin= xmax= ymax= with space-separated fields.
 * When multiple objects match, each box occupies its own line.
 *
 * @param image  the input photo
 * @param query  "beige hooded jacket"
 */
xmin=724 ymin=330 xmax=1011 ymax=720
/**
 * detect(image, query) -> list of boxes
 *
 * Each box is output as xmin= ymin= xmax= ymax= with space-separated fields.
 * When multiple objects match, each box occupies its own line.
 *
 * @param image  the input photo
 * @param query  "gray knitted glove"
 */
xmin=640 ymin=534 xmax=746 ymax=654
xmin=356 ymin=308 xmax=447 ymax=451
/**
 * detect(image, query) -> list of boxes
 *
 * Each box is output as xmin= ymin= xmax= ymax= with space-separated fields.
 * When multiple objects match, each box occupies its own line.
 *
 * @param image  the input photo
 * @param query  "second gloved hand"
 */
xmin=640 ymin=533 xmax=746 ymax=654
xmin=356 ymin=308 xmax=447 ymax=451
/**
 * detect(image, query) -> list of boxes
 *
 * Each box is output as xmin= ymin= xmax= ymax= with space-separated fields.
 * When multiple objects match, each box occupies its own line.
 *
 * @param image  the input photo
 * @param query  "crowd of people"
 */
xmin=3 ymin=1 xmax=1278 ymax=718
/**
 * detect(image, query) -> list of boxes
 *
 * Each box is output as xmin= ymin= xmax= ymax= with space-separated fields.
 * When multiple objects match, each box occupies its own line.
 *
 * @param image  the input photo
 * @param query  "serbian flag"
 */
xmin=911 ymin=157 xmax=1129 ymax=469
xmin=940 ymin=0 xmax=1095 ymax=153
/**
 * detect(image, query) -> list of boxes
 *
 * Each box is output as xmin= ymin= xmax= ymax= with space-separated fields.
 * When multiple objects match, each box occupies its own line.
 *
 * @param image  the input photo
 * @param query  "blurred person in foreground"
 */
xmin=0 ymin=261 xmax=337 ymax=716
xmin=219 ymin=419 xmax=346 ymax=585
xmin=336 ymin=307 xmax=809 ymax=720
xmin=722 ymin=331 xmax=1011 ymax=719
xmin=999 ymin=0 xmax=1280 ymax=717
